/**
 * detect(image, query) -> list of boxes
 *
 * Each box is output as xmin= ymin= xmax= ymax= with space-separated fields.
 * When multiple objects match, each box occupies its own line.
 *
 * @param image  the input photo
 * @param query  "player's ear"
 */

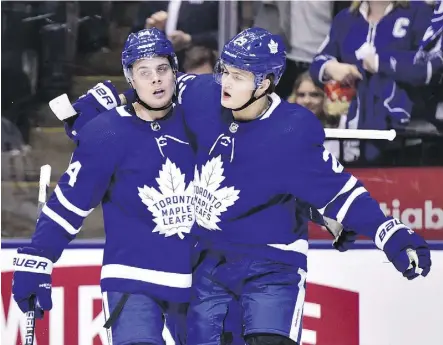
xmin=256 ymin=78 xmax=271 ymax=97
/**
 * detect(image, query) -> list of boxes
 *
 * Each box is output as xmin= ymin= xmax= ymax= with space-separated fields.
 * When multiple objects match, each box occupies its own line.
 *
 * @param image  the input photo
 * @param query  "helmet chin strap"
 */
xmin=230 ymin=88 xmax=268 ymax=112
xmin=134 ymin=90 xmax=173 ymax=111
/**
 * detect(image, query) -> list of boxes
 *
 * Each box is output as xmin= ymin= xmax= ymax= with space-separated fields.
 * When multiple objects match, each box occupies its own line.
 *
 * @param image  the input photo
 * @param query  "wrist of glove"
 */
xmin=375 ymin=219 xmax=431 ymax=280
xmin=12 ymin=247 xmax=54 ymax=318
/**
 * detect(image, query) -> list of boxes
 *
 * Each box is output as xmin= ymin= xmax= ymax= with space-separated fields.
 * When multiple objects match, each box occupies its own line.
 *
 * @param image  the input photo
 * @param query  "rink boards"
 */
xmin=2 ymin=241 xmax=443 ymax=345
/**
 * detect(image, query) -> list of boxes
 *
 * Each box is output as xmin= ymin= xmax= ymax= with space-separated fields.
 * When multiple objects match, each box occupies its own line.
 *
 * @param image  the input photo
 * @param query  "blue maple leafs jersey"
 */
xmin=179 ymin=74 xmax=391 ymax=268
xmin=32 ymin=105 xmax=196 ymax=302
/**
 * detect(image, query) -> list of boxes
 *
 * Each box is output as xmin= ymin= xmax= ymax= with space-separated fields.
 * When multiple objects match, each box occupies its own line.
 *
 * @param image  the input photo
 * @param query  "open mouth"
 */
xmin=153 ymin=89 xmax=165 ymax=97
xmin=222 ymin=90 xmax=231 ymax=99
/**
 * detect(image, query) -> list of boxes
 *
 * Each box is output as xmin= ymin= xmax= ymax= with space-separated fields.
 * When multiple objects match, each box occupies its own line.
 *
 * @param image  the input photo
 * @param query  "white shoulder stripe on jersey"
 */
xmin=101 ymin=264 xmax=192 ymax=288
xmin=116 ymin=106 xmax=132 ymax=117
xmin=42 ymin=205 xmax=81 ymax=235
xmin=178 ymin=84 xmax=187 ymax=104
xmin=54 ymin=185 xmax=94 ymax=217
xmin=318 ymin=176 xmax=357 ymax=215
xmin=260 ymin=93 xmax=282 ymax=120
xmin=177 ymin=73 xmax=196 ymax=84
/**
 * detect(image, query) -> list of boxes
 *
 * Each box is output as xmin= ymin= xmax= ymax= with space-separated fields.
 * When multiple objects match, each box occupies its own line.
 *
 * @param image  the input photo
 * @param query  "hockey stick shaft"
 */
xmin=25 ymin=164 xmax=52 ymax=345
xmin=37 ymin=165 xmax=51 ymax=217
xmin=24 ymin=295 xmax=36 ymax=345
xmin=49 ymin=93 xmax=396 ymax=142
xmin=324 ymin=128 xmax=396 ymax=141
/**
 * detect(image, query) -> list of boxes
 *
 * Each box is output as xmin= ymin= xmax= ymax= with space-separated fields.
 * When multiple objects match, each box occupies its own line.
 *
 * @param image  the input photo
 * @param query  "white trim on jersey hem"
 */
xmin=54 ymin=185 xmax=94 ymax=217
xmin=42 ymin=205 xmax=81 ymax=235
xmin=267 ymin=239 xmax=308 ymax=255
xmin=101 ymin=264 xmax=192 ymax=289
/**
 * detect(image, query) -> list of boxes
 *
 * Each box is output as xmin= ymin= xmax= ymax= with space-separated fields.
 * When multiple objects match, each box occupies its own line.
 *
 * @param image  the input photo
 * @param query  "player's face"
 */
xmin=131 ymin=57 xmax=175 ymax=108
xmin=220 ymin=64 xmax=256 ymax=109
xmin=295 ymin=80 xmax=324 ymax=116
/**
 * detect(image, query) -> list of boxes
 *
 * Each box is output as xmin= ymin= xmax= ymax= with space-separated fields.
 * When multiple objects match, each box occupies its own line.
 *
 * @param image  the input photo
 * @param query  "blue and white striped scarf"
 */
xmin=415 ymin=1 xmax=443 ymax=62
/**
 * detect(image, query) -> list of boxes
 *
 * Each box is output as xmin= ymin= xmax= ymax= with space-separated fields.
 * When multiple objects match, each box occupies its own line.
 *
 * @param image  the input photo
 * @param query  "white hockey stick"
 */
xmin=49 ymin=93 xmax=397 ymax=143
xmin=37 ymin=165 xmax=52 ymax=216
xmin=25 ymin=164 xmax=52 ymax=345
xmin=324 ymin=128 xmax=396 ymax=141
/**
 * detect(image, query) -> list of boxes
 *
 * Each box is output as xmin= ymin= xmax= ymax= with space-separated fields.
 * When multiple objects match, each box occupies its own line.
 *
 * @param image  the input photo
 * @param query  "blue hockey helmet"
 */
xmin=217 ymin=27 xmax=286 ymax=88
xmin=122 ymin=28 xmax=178 ymax=85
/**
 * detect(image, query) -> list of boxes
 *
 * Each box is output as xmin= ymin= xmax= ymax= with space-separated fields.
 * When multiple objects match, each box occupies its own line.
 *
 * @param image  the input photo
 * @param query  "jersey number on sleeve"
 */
xmin=66 ymin=161 xmax=82 ymax=187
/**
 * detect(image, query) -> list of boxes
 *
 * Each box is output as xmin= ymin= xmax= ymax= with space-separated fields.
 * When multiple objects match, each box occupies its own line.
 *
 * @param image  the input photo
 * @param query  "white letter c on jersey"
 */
xmin=392 ymin=18 xmax=410 ymax=38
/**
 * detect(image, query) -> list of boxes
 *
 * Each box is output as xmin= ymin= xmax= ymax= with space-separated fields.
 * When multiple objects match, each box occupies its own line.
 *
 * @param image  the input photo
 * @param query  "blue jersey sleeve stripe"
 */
xmin=318 ymin=175 xmax=357 ymax=215
xmin=42 ymin=205 xmax=81 ymax=235
xmin=54 ymin=185 xmax=93 ymax=217
xmin=336 ymin=186 xmax=368 ymax=223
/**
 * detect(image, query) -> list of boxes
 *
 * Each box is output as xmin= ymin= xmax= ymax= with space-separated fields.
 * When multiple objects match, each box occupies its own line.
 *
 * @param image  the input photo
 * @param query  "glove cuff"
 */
xmin=87 ymin=81 xmax=120 ymax=110
xmin=13 ymin=249 xmax=54 ymax=274
xmin=374 ymin=218 xmax=405 ymax=250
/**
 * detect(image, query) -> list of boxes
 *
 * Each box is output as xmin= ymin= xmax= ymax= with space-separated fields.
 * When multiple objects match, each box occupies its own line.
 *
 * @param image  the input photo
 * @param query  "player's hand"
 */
xmin=362 ymin=53 xmax=378 ymax=74
xmin=377 ymin=219 xmax=431 ymax=280
xmin=168 ymin=30 xmax=192 ymax=51
xmin=145 ymin=11 xmax=168 ymax=31
xmin=12 ymin=247 xmax=54 ymax=318
xmin=324 ymin=61 xmax=363 ymax=85
xmin=50 ymin=80 xmax=128 ymax=141
xmin=332 ymin=228 xmax=358 ymax=252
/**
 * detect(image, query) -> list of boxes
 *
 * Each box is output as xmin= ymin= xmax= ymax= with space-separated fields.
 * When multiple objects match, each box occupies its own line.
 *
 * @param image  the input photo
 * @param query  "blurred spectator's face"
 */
xmin=220 ymin=64 xmax=256 ymax=109
xmin=131 ymin=57 xmax=175 ymax=109
xmin=295 ymin=80 xmax=324 ymax=116
xmin=186 ymin=62 xmax=213 ymax=75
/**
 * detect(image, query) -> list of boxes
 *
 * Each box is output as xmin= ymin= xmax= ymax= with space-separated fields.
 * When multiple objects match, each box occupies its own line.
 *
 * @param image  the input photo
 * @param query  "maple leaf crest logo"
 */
xmin=193 ymin=156 xmax=240 ymax=230
xmin=268 ymin=39 xmax=278 ymax=54
xmin=138 ymin=158 xmax=195 ymax=239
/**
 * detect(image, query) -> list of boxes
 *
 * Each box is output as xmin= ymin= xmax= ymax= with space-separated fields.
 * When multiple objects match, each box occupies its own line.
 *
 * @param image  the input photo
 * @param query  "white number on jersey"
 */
xmin=323 ymin=149 xmax=344 ymax=173
xmin=66 ymin=161 xmax=82 ymax=187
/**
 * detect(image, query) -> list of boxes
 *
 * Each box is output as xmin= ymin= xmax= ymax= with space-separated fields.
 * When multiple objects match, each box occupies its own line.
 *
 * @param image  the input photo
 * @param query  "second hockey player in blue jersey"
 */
xmin=176 ymin=28 xmax=431 ymax=345
xmin=11 ymin=29 xmax=195 ymax=345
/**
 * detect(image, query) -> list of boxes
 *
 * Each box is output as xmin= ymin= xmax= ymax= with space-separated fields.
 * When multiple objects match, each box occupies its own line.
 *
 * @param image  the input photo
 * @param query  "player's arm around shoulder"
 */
xmin=49 ymin=80 xmax=133 ymax=141
xmin=176 ymin=73 xmax=216 ymax=106
xmin=281 ymin=107 xmax=431 ymax=280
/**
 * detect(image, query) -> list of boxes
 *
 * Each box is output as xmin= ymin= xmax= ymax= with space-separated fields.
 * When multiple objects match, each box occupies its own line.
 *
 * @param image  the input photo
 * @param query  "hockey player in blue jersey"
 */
xmin=177 ymin=28 xmax=432 ymax=345
xmin=50 ymin=28 xmax=431 ymax=345
xmin=12 ymin=29 xmax=195 ymax=345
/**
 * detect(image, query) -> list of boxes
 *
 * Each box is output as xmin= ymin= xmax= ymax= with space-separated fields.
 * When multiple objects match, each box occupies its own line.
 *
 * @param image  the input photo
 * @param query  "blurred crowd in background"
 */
xmin=1 ymin=1 xmax=443 ymax=236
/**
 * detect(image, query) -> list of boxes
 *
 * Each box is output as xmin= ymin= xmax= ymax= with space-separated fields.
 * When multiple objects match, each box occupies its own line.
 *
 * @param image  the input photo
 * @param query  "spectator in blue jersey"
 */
xmin=361 ymin=0 xmax=443 ymax=129
xmin=310 ymin=0 xmax=434 ymax=162
xmin=11 ymin=29 xmax=196 ymax=345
